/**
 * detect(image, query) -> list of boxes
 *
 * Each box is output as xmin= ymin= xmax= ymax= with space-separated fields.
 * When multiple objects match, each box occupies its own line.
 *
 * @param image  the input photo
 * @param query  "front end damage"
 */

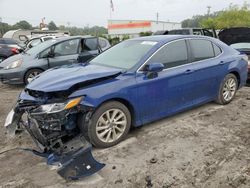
xmin=4 ymin=90 xmax=105 ymax=180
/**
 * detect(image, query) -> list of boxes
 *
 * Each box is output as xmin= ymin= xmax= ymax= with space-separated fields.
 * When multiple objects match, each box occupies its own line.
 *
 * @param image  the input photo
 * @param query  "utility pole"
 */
xmin=207 ymin=6 xmax=211 ymax=16
xmin=156 ymin=12 xmax=159 ymax=24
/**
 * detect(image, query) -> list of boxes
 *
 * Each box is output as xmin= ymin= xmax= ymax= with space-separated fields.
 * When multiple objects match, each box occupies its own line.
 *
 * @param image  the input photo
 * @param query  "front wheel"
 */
xmin=24 ymin=69 xmax=43 ymax=85
xmin=216 ymin=73 xmax=238 ymax=105
xmin=85 ymin=101 xmax=131 ymax=148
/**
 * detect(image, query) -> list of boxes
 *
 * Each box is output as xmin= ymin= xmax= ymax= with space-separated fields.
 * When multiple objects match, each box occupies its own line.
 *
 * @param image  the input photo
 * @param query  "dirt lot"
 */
xmin=0 ymin=83 xmax=250 ymax=188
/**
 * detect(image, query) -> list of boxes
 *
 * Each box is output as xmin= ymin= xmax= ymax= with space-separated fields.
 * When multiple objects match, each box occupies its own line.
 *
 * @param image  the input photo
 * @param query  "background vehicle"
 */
xmin=0 ymin=36 xmax=111 ymax=84
xmin=154 ymin=28 xmax=217 ymax=38
xmin=6 ymin=35 xmax=248 ymax=151
xmin=0 ymin=45 xmax=20 ymax=63
xmin=25 ymin=35 xmax=59 ymax=49
xmin=218 ymin=27 xmax=250 ymax=81
xmin=3 ymin=29 xmax=70 ymax=44
xmin=0 ymin=38 xmax=23 ymax=49
xmin=0 ymin=38 xmax=23 ymax=62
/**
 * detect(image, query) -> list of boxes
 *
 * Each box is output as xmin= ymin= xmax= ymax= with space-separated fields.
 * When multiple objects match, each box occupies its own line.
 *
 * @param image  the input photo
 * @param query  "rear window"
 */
xmin=189 ymin=39 xmax=214 ymax=61
xmin=0 ymin=38 xmax=17 ymax=45
xmin=85 ymin=38 xmax=98 ymax=51
xmin=99 ymin=38 xmax=108 ymax=49
xmin=213 ymin=44 xmax=222 ymax=56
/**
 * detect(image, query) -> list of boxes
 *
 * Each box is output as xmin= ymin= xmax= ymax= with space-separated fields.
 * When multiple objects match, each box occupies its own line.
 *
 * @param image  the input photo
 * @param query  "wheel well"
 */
xmin=229 ymin=71 xmax=240 ymax=88
xmin=99 ymin=98 xmax=135 ymax=126
xmin=24 ymin=68 xmax=45 ymax=82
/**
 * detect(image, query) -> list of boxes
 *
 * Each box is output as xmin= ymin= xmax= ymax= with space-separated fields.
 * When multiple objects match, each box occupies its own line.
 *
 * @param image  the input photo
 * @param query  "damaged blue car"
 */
xmin=4 ymin=35 xmax=248 ymax=179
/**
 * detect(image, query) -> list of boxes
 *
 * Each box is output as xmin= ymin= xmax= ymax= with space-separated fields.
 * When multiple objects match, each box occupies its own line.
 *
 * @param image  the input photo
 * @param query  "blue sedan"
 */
xmin=6 ymin=35 xmax=248 ymax=149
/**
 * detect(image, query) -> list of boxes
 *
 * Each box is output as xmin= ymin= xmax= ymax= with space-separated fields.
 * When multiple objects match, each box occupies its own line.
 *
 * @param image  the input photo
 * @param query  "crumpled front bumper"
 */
xmin=4 ymin=104 xmax=105 ymax=180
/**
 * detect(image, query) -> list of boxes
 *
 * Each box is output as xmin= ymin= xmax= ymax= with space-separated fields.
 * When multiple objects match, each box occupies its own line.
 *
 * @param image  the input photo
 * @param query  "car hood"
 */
xmin=0 ymin=53 xmax=34 ymax=67
xmin=218 ymin=27 xmax=250 ymax=45
xmin=26 ymin=64 xmax=123 ymax=92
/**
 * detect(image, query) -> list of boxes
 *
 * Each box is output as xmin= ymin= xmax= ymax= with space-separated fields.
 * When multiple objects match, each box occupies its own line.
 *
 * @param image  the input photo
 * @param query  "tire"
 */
xmin=215 ymin=73 xmax=238 ymax=105
xmin=24 ymin=69 xmax=43 ymax=85
xmin=83 ymin=101 xmax=131 ymax=148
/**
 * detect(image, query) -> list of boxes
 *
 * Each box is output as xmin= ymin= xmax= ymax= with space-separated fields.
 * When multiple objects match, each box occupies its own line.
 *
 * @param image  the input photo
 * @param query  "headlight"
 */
xmin=4 ymin=59 xmax=22 ymax=70
xmin=33 ymin=97 xmax=83 ymax=114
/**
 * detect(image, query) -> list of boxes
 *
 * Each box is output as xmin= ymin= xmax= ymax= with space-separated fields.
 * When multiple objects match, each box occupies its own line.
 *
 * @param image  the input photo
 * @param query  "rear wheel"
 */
xmin=24 ymin=69 xmax=43 ymax=85
xmin=83 ymin=101 xmax=131 ymax=148
xmin=216 ymin=73 xmax=238 ymax=105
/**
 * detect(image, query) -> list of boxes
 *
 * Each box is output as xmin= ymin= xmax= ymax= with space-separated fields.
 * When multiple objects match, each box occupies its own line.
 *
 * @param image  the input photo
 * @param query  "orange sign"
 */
xmin=108 ymin=21 xmax=151 ymax=30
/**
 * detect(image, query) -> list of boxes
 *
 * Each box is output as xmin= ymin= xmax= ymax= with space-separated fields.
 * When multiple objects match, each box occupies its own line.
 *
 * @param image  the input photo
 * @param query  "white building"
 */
xmin=108 ymin=19 xmax=182 ymax=38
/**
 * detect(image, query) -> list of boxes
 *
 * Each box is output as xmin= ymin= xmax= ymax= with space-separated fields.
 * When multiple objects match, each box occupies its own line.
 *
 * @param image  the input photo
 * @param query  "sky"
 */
xmin=0 ymin=0 xmax=248 ymax=28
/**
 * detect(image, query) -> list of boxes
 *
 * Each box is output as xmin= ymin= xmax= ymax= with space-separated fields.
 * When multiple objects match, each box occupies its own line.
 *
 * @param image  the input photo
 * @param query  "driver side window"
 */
xmin=40 ymin=48 xmax=51 ymax=58
xmin=148 ymin=40 xmax=188 ymax=69
xmin=53 ymin=39 xmax=80 ymax=56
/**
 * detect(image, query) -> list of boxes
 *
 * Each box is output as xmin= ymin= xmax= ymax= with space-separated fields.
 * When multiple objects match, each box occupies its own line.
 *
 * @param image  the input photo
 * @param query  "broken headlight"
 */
xmin=33 ymin=97 xmax=83 ymax=114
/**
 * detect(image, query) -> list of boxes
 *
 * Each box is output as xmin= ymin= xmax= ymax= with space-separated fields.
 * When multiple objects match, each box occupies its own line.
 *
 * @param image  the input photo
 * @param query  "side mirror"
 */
xmin=145 ymin=63 xmax=164 ymax=73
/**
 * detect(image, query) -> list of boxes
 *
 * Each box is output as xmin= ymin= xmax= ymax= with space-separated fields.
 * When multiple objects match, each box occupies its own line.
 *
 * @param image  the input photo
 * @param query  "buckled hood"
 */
xmin=26 ymin=64 xmax=122 ymax=92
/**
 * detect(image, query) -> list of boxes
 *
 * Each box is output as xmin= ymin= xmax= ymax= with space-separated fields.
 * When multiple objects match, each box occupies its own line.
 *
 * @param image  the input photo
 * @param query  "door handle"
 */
xmin=184 ymin=69 xmax=195 ymax=74
xmin=219 ymin=61 xmax=226 ymax=65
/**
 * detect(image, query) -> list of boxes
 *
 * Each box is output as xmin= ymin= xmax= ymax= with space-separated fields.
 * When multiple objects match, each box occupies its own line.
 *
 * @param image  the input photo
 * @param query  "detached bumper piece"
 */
xmin=46 ymin=136 xmax=105 ymax=180
xmin=56 ymin=146 xmax=105 ymax=180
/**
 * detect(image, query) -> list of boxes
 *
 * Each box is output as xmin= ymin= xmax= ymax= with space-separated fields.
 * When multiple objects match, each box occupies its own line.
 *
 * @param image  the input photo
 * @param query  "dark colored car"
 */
xmin=5 ymin=35 xmax=248 ymax=155
xmin=0 ymin=36 xmax=110 ymax=84
xmin=218 ymin=27 xmax=250 ymax=81
xmin=154 ymin=28 xmax=217 ymax=38
xmin=0 ymin=38 xmax=23 ymax=62
xmin=0 ymin=38 xmax=22 ymax=49
xmin=0 ymin=45 xmax=20 ymax=63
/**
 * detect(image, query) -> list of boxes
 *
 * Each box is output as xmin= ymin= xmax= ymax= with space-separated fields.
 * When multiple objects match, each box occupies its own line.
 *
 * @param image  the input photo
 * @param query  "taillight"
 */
xmin=11 ymin=48 xmax=19 ymax=54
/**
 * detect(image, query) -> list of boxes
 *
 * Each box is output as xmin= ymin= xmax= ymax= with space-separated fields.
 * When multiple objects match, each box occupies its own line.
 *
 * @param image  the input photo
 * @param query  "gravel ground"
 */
xmin=0 ymin=83 xmax=249 ymax=188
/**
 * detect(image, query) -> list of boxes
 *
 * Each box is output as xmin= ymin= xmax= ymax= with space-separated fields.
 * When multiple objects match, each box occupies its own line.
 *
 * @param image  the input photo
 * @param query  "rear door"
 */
xmin=187 ymin=39 xmax=224 ymax=104
xmin=48 ymin=38 xmax=80 ymax=68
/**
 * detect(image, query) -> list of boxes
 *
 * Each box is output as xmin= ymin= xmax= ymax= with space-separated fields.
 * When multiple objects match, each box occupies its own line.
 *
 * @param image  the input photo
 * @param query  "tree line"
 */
xmin=0 ymin=20 xmax=108 ymax=37
xmin=182 ymin=2 xmax=250 ymax=29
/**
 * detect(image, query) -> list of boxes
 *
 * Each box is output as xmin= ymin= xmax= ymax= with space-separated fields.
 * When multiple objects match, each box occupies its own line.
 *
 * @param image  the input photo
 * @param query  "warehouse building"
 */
xmin=108 ymin=19 xmax=182 ymax=38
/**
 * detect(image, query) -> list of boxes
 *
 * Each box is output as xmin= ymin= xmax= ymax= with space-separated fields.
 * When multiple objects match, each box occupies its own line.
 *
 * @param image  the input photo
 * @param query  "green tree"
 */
xmin=58 ymin=25 xmax=108 ymax=36
xmin=48 ymin=21 xmax=58 ymax=30
xmin=139 ymin=32 xmax=152 ymax=36
xmin=0 ymin=22 xmax=12 ymax=36
xmin=200 ymin=3 xmax=250 ymax=29
xmin=12 ymin=20 xmax=32 ymax=30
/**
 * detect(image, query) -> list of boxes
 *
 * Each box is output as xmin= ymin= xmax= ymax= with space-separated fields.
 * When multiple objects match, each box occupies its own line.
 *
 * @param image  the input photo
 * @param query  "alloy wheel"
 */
xmin=27 ymin=71 xmax=40 ymax=83
xmin=96 ymin=109 xmax=127 ymax=143
xmin=222 ymin=77 xmax=237 ymax=101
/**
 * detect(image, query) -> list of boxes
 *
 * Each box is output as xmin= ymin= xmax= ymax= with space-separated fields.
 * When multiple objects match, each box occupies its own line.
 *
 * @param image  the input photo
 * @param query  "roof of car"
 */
xmin=51 ymin=35 xmax=96 ymax=43
xmin=130 ymin=35 xmax=213 ymax=43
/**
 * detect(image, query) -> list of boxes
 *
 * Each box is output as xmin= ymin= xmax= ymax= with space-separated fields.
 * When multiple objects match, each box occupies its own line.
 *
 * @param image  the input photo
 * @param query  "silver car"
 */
xmin=0 ymin=36 xmax=110 ymax=84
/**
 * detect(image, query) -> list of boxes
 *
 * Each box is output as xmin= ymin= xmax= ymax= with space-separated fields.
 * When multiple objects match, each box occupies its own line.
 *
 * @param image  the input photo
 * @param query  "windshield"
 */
xmin=90 ymin=40 xmax=157 ymax=69
xmin=25 ymin=39 xmax=57 ymax=55
xmin=230 ymin=43 xmax=250 ymax=50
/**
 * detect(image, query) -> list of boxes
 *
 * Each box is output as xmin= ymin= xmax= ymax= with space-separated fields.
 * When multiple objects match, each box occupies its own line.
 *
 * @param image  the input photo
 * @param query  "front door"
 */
xmin=136 ymin=39 xmax=197 ymax=124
